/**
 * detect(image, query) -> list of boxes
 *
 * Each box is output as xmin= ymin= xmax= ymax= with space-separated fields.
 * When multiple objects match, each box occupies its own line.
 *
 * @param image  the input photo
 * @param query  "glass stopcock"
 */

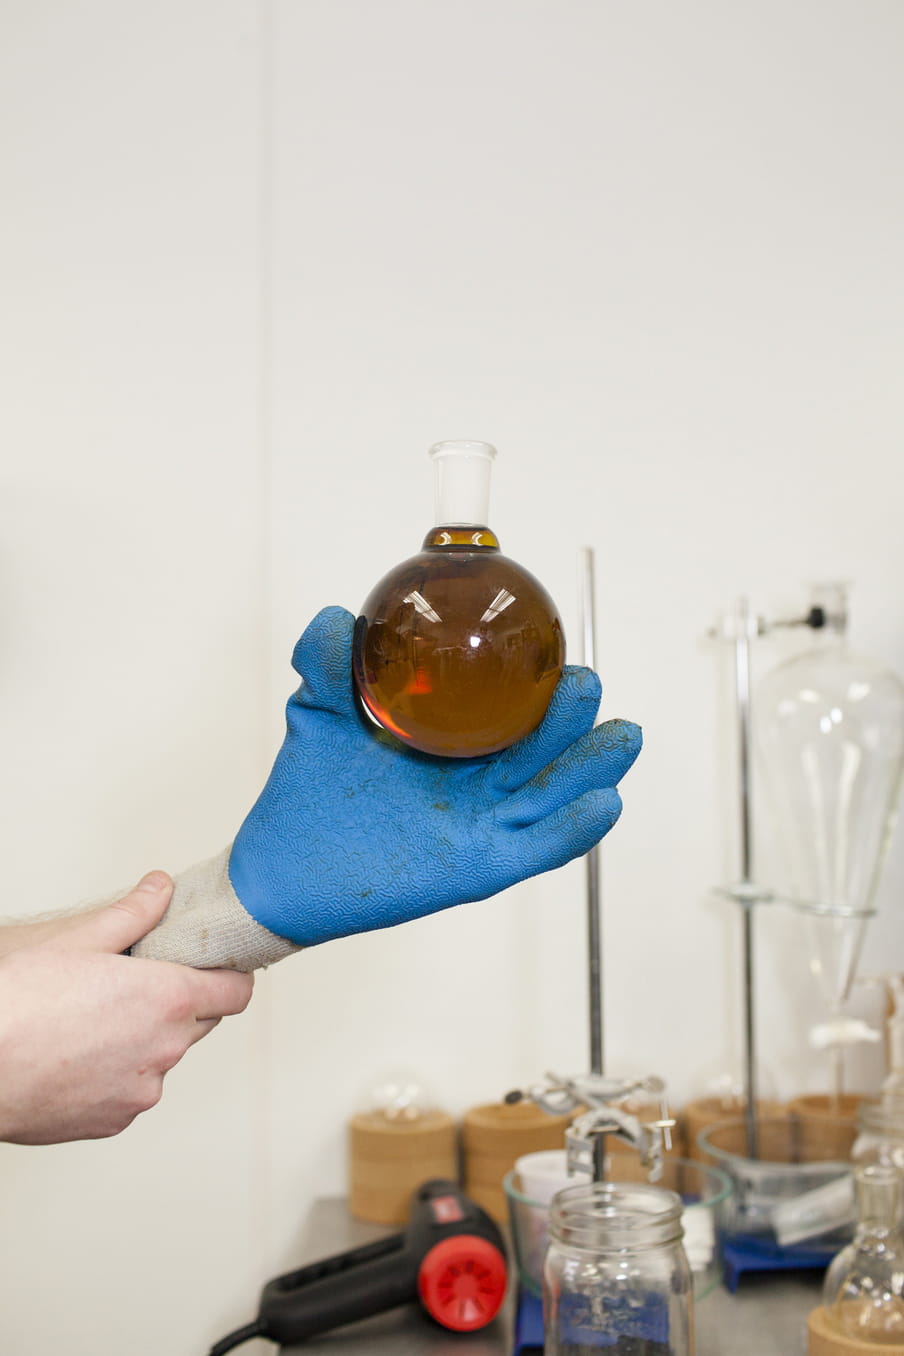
xmin=352 ymin=441 xmax=565 ymax=758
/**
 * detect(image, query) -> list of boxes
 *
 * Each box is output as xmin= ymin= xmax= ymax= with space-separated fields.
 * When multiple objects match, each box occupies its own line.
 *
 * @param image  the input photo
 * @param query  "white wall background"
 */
xmin=2 ymin=2 xmax=903 ymax=1352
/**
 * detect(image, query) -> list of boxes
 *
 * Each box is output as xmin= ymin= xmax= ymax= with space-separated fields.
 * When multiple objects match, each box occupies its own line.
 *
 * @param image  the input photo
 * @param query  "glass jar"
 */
xmin=543 ymin=1180 xmax=693 ymax=1355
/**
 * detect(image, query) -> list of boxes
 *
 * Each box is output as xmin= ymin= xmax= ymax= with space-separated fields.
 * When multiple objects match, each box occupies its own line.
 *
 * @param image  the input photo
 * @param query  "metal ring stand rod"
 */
xmin=733 ymin=598 xmax=760 ymax=1160
xmin=580 ymin=547 xmax=604 ymax=1079
xmin=715 ymin=597 xmax=826 ymax=1160
xmin=579 ymin=548 xmax=606 ymax=1181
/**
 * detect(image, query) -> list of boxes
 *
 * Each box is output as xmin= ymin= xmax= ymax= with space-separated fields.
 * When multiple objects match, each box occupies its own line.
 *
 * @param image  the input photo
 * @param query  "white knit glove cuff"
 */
xmin=130 ymin=846 xmax=301 ymax=972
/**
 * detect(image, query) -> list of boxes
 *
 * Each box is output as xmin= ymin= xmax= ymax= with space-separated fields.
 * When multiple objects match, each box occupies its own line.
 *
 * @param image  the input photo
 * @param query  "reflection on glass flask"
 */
xmin=353 ymin=441 xmax=565 ymax=758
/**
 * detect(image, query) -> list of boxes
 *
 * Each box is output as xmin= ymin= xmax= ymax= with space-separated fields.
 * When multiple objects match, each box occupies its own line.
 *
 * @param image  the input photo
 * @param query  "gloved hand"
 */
xmin=228 ymin=606 xmax=641 ymax=946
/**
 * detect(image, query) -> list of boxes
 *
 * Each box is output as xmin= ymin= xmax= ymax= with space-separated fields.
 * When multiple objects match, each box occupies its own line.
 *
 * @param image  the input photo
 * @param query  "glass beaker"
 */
xmin=822 ymin=1162 xmax=904 ymax=1344
xmin=352 ymin=440 xmax=565 ymax=758
xmin=698 ymin=1113 xmax=854 ymax=1240
xmin=543 ymin=1180 xmax=693 ymax=1355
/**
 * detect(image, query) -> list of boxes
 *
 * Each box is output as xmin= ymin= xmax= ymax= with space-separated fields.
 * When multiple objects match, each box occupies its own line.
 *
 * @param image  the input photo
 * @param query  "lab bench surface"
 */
xmin=277 ymin=1199 xmax=823 ymax=1355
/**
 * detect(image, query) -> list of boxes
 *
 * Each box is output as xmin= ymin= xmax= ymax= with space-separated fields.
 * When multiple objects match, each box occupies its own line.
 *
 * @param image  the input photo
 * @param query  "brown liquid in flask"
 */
xmin=353 ymin=441 xmax=565 ymax=758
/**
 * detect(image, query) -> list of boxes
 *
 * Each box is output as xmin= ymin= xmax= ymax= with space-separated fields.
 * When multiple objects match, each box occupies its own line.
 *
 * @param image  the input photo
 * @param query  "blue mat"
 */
xmin=512 ymin=1289 xmax=544 ymax=1354
xmin=512 ymin=1287 xmax=674 ymax=1352
xmin=721 ymin=1233 xmax=837 ymax=1292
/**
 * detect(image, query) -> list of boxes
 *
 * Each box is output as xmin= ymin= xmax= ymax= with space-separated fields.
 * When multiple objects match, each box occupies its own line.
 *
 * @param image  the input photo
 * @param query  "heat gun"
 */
xmin=209 ymin=1179 xmax=509 ymax=1353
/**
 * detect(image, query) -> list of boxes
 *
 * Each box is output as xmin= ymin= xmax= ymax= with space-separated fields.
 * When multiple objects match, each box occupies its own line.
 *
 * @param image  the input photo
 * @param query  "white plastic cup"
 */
xmin=514 ymin=1150 xmax=577 ymax=1205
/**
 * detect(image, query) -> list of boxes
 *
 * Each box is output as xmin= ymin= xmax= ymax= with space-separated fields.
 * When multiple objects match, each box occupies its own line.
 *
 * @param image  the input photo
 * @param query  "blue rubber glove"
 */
xmin=228 ymin=606 xmax=642 ymax=946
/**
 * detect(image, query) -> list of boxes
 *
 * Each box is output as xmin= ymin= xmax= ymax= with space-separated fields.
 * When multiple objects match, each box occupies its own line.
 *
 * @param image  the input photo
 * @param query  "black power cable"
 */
xmin=208 ymin=1318 xmax=266 ymax=1355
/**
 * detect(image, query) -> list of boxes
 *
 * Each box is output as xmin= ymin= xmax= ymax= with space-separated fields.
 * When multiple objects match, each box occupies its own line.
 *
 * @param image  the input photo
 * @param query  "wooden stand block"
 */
xmin=786 ymin=1093 xmax=863 ymax=1162
xmin=348 ymin=1108 xmax=458 ymax=1226
xmin=682 ymin=1097 xmax=785 ymax=1160
xmin=808 ymin=1304 xmax=904 ymax=1354
xmin=462 ymin=1101 xmax=574 ymax=1223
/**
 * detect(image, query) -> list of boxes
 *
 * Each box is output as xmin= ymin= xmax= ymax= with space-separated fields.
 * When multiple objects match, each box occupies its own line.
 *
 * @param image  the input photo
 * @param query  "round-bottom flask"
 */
xmin=822 ymin=1163 xmax=904 ymax=1344
xmin=353 ymin=441 xmax=565 ymax=758
xmin=543 ymin=1180 xmax=692 ymax=1355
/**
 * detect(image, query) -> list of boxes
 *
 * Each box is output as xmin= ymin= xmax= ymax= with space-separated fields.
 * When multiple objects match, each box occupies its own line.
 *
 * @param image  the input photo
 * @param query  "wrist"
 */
xmin=130 ymin=846 xmax=301 ymax=970
xmin=0 ymin=907 xmax=102 ymax=959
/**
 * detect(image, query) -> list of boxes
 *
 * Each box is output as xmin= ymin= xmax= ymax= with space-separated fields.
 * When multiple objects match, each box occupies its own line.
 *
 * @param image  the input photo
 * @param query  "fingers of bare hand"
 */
xmin=59 ymin=872 xmax=174 ymax=955
xmin=192 ymin=967 xmax=254 ymax=1019
xmin=188 ymin=1016 xmax=222 ymax=1046
xmin=122 ymin=1072 xmax=166 ymax=1121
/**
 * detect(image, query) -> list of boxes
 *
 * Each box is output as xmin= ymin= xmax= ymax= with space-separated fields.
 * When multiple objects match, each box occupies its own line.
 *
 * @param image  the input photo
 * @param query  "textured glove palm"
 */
xmin=228 ymin=606 xmax=641 ymax=946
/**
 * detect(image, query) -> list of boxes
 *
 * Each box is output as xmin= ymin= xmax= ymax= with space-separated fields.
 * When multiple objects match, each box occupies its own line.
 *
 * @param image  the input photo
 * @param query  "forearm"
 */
xmin=0 ymin=907 xmax=100 ymax=959
xmin=0 ymin=858 xmax=299 ymax=973
xmin=0 ymin=922 xmax=42 ymax=959
xmin=129 ymin=847 xmax=301 ymax=972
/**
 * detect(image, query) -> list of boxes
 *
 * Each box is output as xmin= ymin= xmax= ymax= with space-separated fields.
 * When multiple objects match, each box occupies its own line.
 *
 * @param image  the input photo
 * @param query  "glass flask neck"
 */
xmin=857 ymin=1094 xmax=904 ymax=1146
xmin=429 ymin=439 xmax=496 ymax=529
xmin=853 ymin=1164 xmax=904 ymax=1238
xmin=548 ymin=1181 xmax=685 ymax=1253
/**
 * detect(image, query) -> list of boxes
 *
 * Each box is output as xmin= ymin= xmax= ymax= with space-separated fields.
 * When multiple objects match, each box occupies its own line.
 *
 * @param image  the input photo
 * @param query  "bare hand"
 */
xmin=0 ymin=872 xmax=253 ymax=1144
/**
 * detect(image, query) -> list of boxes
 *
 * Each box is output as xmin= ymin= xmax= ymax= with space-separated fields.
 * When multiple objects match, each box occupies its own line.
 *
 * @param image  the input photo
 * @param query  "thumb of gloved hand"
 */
xmin=57 ymin=872 xmax=175 ymax=955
